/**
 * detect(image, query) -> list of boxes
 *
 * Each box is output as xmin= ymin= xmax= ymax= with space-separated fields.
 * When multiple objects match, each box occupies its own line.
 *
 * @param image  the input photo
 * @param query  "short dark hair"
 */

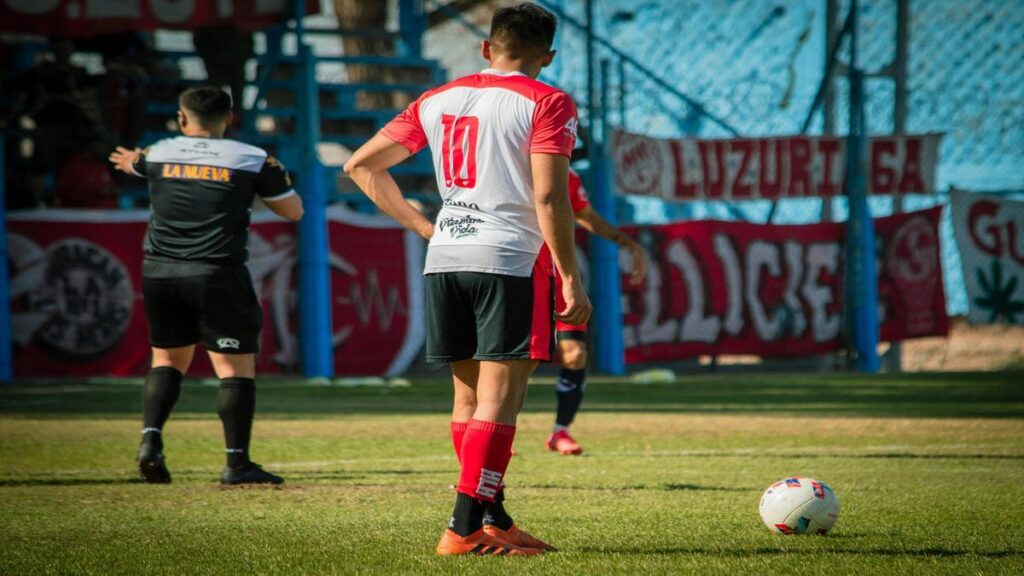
xmin=489 ymin=2 xmax=557 ymax=56
xmin=178 ymin=86 xmax=232 ymax=125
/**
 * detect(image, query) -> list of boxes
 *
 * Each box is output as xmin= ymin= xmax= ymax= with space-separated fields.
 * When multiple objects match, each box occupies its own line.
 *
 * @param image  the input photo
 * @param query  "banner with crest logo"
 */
xmin=7 ymin=206 xmax=423 ymax=377
xmin=611 ymin=130 xmax=941 ymax=200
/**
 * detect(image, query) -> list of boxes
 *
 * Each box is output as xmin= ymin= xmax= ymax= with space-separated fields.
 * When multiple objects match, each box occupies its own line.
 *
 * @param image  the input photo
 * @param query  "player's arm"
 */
xmin=108 ymin=146 xmax=146 ymax=178
xmin=533 ymin=153 xmax=592 ymax=326
xmin=263 ymin=192 xmax=304 ymax=222
xmin=574 ymin=206 xmax=648 ymax=285
xmin=256 ymin=156 xmax=304 ymax=222
xmin=344 ymin=134 xmax=434 ymax=240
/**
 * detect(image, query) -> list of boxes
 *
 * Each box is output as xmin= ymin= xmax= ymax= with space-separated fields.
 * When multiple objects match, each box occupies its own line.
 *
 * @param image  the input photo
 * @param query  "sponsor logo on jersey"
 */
xmin=564 ymin=117 xmax=579 ymax=139
xmin=217 ymin=337 xmax=241 ymax=350
xmin=161 ymin=163 xmax=232 ymax=182
xmin=438 ymin=215 xmax=484 ymax=240
xmin=443 ymin=198 xmax=480 ymax=211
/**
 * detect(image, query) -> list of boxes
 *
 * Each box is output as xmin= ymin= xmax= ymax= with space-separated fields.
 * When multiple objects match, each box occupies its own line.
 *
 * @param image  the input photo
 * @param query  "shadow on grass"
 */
xmin=577 ymin=546 xmax=1024 ymax=558
xmin=1 ymin=371 xmax=1021 ymax=419
xmin=0 ymin=477 xmax=139 ymax=487
xmin=518 ymin=482 xmax=748 ymax=492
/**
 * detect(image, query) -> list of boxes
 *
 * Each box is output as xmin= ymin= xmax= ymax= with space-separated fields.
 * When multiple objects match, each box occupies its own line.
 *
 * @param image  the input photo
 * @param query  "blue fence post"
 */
xmin=0 ymin=134 xmax=11 ymax=383
xmin=591 ymin=59 xmax=625 ymax=375
xmin=398 ymin=0 xmax=424 ymax=58
xmin=294 ymin=4 xmax=333 ymax=379
xmin=844 ymin=0 xmax=880 ymax=373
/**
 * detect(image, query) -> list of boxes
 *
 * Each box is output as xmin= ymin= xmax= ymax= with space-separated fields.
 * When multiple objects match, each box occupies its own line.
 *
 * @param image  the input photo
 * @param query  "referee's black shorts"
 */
xmin=142 ymin=264 xmax=262 ymax=354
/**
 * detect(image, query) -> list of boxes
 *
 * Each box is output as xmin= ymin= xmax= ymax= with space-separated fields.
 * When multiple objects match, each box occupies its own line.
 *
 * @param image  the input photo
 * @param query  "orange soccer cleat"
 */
xmin=435 ymin=528 xmax=543 ymax=556
xmin=484 ymin=524 xmax=557 ymax=551
xmin=545 ymin=429 xmax=583 ymax=455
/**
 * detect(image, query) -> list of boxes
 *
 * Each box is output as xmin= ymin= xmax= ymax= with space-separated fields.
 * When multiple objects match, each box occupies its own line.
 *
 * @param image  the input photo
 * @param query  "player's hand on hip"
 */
xmin=556 ymin=273 xmax=592 ymax=326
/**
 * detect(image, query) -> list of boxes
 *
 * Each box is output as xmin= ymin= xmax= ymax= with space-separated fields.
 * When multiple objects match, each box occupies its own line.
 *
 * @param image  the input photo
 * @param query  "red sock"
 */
xmin=456 ymin=419 xmax=516 ymax=502
xmin=450 ymin=421 xmax=468 ymax=463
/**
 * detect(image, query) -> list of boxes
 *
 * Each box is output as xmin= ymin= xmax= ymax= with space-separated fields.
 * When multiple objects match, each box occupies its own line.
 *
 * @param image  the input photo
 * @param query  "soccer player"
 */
xmin=344 ymin=2 xmax=589 ymax=556
xmin=543 ymin=169 xmax=648 ymax=455
xmin=109 ymin=86 xmax=303 ymax=485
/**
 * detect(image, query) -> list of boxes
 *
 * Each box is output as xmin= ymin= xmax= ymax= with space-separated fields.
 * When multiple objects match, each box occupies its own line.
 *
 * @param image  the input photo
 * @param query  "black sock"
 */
xmin=218 ymin=377 xmax=255 ymax=468
xmin=555 ymin=368 xmax=586 ymax=428
xmin=483 ymin=489 xmax=515 ymax=530
xmin=449 ymin=492 xmax=487 ymax=537
xmin=141 ymin=366 xmax=183 ymax=450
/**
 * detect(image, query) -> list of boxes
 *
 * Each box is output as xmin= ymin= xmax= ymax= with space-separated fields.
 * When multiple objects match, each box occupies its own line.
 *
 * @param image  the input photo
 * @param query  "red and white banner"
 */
xmin=7 ymin=206 xmax=424 ymax=377
xmin=0 ymin=0 xmax=319 ymax=36
xmin=612 ymin=131 xmax=941 ymax=200
xmin=951 ymin=190 xmax=1024 ymax=325
xmin=619 ymin=206 xmax=948 ymax=362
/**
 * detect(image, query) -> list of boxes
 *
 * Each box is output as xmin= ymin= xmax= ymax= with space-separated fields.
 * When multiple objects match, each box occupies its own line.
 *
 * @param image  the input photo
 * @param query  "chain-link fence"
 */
xmin=426 ymin=0 xmax=1023 ymax=316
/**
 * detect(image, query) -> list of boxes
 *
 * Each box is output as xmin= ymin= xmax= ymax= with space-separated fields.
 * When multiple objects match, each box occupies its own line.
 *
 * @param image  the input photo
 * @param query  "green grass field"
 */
xmin=1 ymin=372 xmax=1022 ymax=575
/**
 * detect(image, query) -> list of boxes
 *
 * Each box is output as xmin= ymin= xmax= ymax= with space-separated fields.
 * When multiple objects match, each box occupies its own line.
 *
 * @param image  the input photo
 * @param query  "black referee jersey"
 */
xmin=131 ymin=136 xmax=294 ymax=275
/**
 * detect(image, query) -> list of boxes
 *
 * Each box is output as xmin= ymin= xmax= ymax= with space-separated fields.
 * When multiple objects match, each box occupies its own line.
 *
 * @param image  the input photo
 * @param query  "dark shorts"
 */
xmin=142 ymin=264 xmax=262 ymax=354
xmin=425 ymin=263 xmax=554 ymax=363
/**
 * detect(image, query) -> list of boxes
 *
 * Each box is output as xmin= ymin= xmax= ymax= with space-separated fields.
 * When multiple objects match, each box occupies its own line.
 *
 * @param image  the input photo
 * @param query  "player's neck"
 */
xmin=487 ymin=56 xmax=543 ymax=79
xmin=181 ymin=129 xmax=222 ymax=139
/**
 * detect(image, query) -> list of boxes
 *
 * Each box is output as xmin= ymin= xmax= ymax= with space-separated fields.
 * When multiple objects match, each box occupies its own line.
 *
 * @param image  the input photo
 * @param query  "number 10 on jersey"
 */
xmin=441 ymin=114 xmax=479 ymax=189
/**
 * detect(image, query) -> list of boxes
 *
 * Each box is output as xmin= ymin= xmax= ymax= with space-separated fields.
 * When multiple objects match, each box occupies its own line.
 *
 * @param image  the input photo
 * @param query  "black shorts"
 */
xmin=425 ymin=263 xmax=554 ymax=363
xmin=142 ymin=265 xmax=262 ymax=354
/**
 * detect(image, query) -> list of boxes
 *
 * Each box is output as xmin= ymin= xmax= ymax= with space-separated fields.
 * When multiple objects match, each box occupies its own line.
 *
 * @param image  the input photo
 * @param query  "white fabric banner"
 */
xmin=951 ymin=190 xmax=1024 ymax=325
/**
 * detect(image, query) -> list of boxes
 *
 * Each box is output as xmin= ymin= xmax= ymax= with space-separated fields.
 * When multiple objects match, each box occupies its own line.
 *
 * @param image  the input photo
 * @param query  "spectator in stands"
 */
xmin=54 ymin=140 xmax=119 ymax=208
xmin=193 ymin=25 xmax=253 ymax=125
xmin=12 ymin=39 xmax=98 ymax=206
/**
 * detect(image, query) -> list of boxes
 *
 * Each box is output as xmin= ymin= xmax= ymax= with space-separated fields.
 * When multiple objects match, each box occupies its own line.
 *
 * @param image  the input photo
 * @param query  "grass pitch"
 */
xmin=1 ymin=372 xmax=1022 ymax=575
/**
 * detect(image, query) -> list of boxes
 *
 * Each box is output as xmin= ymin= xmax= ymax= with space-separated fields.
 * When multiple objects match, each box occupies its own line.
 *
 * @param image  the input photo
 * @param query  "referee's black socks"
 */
xmin=218 ymin=377 xmax=256 ymax=468
xmin=141 ymin=366 xmax=183 ymax=450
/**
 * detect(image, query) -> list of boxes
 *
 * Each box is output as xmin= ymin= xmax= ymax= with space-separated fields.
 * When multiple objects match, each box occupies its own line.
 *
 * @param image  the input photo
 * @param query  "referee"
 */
xmin=109 ymin=86 xmax=303 ymax=485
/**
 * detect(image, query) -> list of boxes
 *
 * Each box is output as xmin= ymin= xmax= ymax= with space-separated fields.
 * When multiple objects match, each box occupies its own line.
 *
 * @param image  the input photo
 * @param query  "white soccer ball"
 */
xmin=759 ymin=477 xmax=840 ymax=535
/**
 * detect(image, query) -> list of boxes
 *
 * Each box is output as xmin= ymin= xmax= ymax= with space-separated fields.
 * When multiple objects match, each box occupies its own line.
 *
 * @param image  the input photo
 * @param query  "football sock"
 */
xmin=555 ymin=368 xmax=586 ymax=429
xmin=141 ymin=366 xmax=183 ymax=450
xmin=484 ymin=489 xmax=515 ymax=530
xmin=456 ymin=419 xmax=516 ymax=502
xmin=449 ymin=492 xmax=487 ymax=537
xmin=450 ymin=420 xmax=468 ymax=462
xmin=218 ymin=377 xmax=255 ymax=468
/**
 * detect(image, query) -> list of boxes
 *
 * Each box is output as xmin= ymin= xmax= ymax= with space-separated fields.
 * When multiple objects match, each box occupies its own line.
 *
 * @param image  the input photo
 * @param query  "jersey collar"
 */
xmin=480 ymin=68 xmax=529 ymax=78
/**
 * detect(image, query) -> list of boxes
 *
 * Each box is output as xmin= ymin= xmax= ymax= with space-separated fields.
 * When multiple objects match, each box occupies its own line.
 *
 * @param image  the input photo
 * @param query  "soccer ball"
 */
xmin=758 ymin=477 xmax=840 ymax=535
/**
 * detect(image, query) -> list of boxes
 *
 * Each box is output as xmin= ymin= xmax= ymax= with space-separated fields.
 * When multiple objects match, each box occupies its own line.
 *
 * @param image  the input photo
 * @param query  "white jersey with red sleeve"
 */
xmin=379 ymin=68 xmax=578 ymax=277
